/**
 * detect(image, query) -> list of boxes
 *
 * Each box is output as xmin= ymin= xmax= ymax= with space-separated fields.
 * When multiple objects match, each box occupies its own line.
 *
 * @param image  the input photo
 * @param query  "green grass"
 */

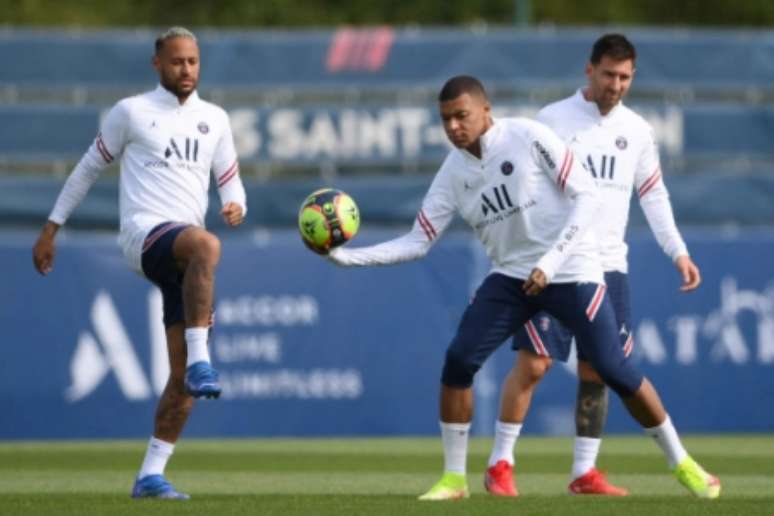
xmin=0 ymin=436 xmax=772 ymax=515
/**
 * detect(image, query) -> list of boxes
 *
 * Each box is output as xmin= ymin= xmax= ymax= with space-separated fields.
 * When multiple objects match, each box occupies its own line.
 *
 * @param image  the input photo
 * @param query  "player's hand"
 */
xmin=523 ymin=268 xmax=548 ymax=296
xmin=675 ymin=255 xmax=701 ymax=291
xmin=221 ymin=202 xmax=244 ymax=227
xmin=32 ymin=221 xmax=60 ymax=276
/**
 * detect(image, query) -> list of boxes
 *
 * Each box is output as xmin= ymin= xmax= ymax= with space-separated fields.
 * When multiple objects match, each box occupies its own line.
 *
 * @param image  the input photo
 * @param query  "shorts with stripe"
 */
xmin=511 ymin=271 xmax=634 ymax=361
xmin=141 ymin=221 xmax=190 ymax=328
xmin=442 ymin=272 xmax=642 ymax=397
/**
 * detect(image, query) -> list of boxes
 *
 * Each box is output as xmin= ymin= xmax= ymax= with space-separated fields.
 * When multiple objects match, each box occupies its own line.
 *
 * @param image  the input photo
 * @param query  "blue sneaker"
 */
xmin=185 ymin=361 xmax=222 ymax=399
xmin=131 ymin=474 xmax=190 ymax=500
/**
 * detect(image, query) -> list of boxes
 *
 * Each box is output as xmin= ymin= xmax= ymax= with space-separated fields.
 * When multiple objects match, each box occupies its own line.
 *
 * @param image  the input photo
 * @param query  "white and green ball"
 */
xmin=298 ymin=188 xmax=360 ymax=253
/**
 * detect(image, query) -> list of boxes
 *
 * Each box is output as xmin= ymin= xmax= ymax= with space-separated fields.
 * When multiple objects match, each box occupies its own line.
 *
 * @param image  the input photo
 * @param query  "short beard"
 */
xmin=161 ymin=77 xmax=196 ymax=100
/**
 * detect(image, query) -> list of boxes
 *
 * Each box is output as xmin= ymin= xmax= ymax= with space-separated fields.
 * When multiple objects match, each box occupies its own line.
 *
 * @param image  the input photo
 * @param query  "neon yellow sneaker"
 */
xmin=673 ymin=456 xmax=721 ymax=499
xmin=418 ymin=472 xmax=470 ymax=501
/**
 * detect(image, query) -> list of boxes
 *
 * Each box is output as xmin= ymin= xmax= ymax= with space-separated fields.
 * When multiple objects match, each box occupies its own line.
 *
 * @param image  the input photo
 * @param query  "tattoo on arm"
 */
xmin=575 ymin=380 xmax=609 ymax=438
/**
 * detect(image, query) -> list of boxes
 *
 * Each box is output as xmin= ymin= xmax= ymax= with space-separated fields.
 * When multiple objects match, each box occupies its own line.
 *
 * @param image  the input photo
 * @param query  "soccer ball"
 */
xmin=298 ymin=188 xmax=360 ymax=254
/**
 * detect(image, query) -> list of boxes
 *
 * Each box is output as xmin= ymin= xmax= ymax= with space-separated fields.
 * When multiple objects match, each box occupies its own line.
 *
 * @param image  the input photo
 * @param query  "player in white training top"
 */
xmin=318 ymin=75 xmax=719 ymax=501
xmin=484 ymin=34 xmax=703 ymax=498
xmin=32 ymin=27 xmax=247 ymax=500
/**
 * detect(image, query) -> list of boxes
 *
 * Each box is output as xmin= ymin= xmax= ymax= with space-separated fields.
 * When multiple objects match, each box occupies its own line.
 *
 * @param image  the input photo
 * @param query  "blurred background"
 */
xmin=1 ymin=0 xmax=773 ymax=439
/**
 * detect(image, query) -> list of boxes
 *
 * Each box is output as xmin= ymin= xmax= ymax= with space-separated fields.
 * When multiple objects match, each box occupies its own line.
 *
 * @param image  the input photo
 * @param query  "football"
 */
xmin=298 ymin=188 xmax=360 ymax=254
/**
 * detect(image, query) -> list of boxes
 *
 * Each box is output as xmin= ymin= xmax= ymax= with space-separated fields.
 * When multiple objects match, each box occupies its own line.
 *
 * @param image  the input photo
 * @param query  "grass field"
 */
xmin=1 ymin=435 xmax=772 ymax=515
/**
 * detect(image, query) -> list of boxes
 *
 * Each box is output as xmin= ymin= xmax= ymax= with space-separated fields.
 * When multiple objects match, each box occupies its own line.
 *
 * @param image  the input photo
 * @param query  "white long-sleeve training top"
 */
xmin=48 ymin=85 xmax=247 ymax=272
xmin=329 ymin=117 xmax=604 ymax=285
xmin=538 ymin=89 xmax=688 ymax=273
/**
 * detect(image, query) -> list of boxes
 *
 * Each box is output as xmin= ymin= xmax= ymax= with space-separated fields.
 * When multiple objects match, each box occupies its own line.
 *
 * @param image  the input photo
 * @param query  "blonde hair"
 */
xmin=155 ymin=27 xmax=197 ymax=55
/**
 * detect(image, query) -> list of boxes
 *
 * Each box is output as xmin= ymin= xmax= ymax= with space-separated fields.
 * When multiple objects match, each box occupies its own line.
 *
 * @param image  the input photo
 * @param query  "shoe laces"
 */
xmin=191 ymin=364 xmax=218 ymax=382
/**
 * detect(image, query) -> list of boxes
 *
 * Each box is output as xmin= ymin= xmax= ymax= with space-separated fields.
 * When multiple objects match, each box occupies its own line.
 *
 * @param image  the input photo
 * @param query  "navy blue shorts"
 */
xmin=141 ymin=222 xmax=190 ymax=328
xmin=442 ymin=273 xmax=642 ymax=397
xmin=511 ymin=271 xmax=634 ymax=362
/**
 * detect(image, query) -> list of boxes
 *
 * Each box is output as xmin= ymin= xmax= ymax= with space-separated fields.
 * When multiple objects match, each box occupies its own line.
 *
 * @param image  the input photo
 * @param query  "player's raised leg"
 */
xmin=173 ymin=226 xmax=223 ymax=399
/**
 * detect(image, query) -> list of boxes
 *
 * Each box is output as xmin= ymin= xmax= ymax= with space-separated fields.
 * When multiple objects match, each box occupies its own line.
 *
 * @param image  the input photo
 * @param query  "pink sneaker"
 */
xmin=484 ymin=460 xmax=518 ymax=497
xmin=568 ymin=468 xmax=628 ymax=496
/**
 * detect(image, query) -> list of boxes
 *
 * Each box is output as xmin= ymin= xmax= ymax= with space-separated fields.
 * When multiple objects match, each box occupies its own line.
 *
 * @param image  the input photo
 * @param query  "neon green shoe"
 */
xmin=673 ymin=456 xmax=721 ymax=499
xmin=418 ymin=472 xmax=470 ymax=501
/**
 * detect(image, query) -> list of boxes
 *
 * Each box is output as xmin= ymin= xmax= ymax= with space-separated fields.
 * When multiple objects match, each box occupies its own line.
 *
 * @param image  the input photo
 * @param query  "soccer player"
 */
xmin=32 ymin=27 xmax=246 ymax=500
xmin=321 ymin=75 xmax=719 ymax=501
xmin=484 ymin=33 xmax=704 ymax=498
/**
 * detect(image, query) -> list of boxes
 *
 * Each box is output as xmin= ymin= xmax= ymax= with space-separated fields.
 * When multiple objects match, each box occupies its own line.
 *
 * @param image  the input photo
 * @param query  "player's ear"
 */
xmin=585 ymin=62 xmax=593 ymax=78
xmin=152 ymin=54 xmax=161 ymax=72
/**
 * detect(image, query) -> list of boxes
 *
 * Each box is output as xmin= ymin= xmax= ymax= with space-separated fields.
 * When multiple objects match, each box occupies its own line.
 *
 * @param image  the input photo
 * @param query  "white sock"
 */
xmin=138 ymin=436 xmax=174 ymax=479
xmin=571 ymin=436 xmax=601 ymax=479
xmin=644 ymin=414 xmax=688 ymax=469
xmin=185 ymin=327 xmax=210 ymax=367
xmin=440 ymin=421 xmax=470 ymax=475
xmin=488 ymin=421 xmax=522 ymax=466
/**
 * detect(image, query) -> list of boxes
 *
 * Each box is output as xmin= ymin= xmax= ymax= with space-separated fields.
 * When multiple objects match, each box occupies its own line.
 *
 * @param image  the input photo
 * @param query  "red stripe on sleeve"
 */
xmin=97 ymin=133 xmax=114 ymax=161
xmin=556 ymin=150 xmax=571 ymax=189
xmin=95 ymin=135 xmax=113 ymax=164
xmin=560 ymin=153 xmax=574 ymax=191
xmin=418 ymin=210 xmax=437 ymax=239
xmin=638 ymin=168 xmax=662 ymax=197
xmin=218 ymin=167 xmax=238 ymax=188
xmin=217 ymin=161 xmax=239 ymax=188
xmin=416 ymin=214 xmax=433 ymax=241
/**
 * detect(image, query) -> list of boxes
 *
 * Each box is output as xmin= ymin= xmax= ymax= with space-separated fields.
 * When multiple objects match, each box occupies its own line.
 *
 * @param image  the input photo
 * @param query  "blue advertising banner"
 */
xmin=1 ymin=229 xmax=772 ymax=438
xmin=2 ymin=28 xmax=773 ymax=91
xmin=5 ymin=103 xmax=773 ymax=163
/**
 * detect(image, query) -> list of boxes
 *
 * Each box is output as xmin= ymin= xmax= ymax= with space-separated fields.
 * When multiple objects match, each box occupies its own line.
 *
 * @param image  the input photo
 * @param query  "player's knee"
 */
xmin=175 ymin=228 xmax=221 ymax=267
xmin=191 ymin=232 xmax=221 ymax=265
xmin=577 ymin=360 xmax=603 ymax=383
xmin=441 ymin=344 xmax=479 ymax=388
xmin=519 ymin=353 xmax=551 ymax=385
xmin=590 ymin=358 xmax=642 ymax=398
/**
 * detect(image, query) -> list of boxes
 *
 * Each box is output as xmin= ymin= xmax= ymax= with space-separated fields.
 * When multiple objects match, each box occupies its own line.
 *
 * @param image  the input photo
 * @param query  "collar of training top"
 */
xmin=574 ymin=88 xmax=623 ymax=121
xmin=459 ymin=118 xmax=503 ymax=162
xmin=150 ymin=84 xmax=201 ymax=109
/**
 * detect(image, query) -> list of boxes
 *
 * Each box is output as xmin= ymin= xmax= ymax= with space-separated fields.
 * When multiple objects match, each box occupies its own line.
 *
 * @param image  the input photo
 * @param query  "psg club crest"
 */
xmin=615 ymin=136 xmax=628 ymax=150
xmin=500 ymin=161 xmax=514 ymax=176
xmin=539 ymin=316 xmax=551 ymax=332
xmin=197 ymin=122 xmax=210 ymax=135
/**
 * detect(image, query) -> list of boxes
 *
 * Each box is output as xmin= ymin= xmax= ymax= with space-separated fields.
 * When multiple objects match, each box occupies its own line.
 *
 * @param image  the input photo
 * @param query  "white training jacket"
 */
xmin=49 ymin=85 xmax=247 ymax=272
xmin=329 ymin=117 xmax=604 ymax=285
xmin=538 ymin=89 xmax=688 ymax=273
